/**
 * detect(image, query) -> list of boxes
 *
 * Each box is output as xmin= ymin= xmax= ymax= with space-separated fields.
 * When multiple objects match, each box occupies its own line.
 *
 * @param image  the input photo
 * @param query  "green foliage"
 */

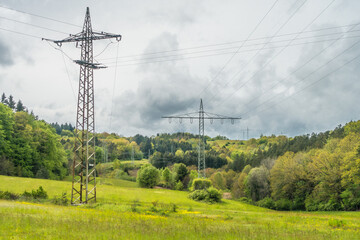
xmin=256 ymin=197 xmax=275 ymax=209
xmin=161 ymin=167 xmax=174 ymax=188
xmin=274 ymin=198 xmax=293 ymax=211
xmin=137 ymin=164 xmax=160 ymax=188
xmin=191 ymin=178 xmax=212 ymax=190
xmin=230 ymin=151 xmax=247 ymax=172
xmin=328 ymin=219 xmax=346 ymax=229
xmin=188 ymin=187 xmax=222 ymax=203
xmin=2 ymin=175 xmax=360 ymax=239
xmin=173 ymin=163 xmax=188 ymax=182
xmin=232 ymin=172 xmax=248 ymax=199
xmin=30 ymin=186 xmax=48 ymax=199
xmin=52 ymin=193 xmax=68 ymax=205
xmin=210 ymin=172 xmax=226 ymax=190
xmin=0 ymin=103 xmax=67 ymax=180
xmin=245 ymin=166 xmax=270 ymax=202
xmin=0 ymin=186 xmax=48 ymax=201
xmin=0 ymin=190 xmax=19 ymax=200
xmin=340 ymin=187 xmax=360 ymax=211
xmin=175 ymin=181 xmax=184 ymax=191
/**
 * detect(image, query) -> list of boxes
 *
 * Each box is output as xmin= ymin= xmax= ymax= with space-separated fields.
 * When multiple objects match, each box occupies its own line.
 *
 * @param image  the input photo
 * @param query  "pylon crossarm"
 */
xmin=43 ymin=32 xmax=121 ymax=46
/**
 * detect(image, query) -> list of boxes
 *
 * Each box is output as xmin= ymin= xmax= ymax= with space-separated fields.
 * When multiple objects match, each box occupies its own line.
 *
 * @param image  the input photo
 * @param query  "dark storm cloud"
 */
xmin=239 ymin=34 xmax=360 ymax=137
xmin=0 ymin=39 xmax=13 ymax=66
xmin=111 ymin=32 xmax=202 ymax=133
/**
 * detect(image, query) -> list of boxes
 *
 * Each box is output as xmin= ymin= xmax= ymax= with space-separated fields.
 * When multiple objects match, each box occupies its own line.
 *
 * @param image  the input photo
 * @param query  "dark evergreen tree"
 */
xmin=8 ymin=95 xmax=16 ymax=109
xmin=1 ymin=93 xmax=8 ymax=105
xmin=16 ymin=100 xmax=25 ymax=112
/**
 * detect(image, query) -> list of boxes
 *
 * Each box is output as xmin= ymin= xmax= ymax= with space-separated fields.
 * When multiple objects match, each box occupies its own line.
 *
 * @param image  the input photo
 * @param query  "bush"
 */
xmin=207 ymin=187 xmax=222 ymax=203
xmin=175 ymin=181 xmax=184 ymax=191
xmin=238 ymin=197 xmax=253 ymax=204
xmin=52 ymin=193 xmax=68 ymax=205
xmin=0 ymin=190 xmax=19 ymax=200
xmin=274 ymin=198 xmax=293 ymax=211
xmin=257 ymin=197 xmax=275 ymax=209
xmin=137 ymin=164 xmax=160 ymax=188
xmin=188 ymin=187 xmax=222 ymax=203
xmin=0 ymin=186 xmax=48 ymax=201
xmin=31 ymin=186 xmax=48 ymax=199
xmin=189 ymin=189 xmax=208 ymax=201
xmin=191 ymin=178 xmax=212 ymax=191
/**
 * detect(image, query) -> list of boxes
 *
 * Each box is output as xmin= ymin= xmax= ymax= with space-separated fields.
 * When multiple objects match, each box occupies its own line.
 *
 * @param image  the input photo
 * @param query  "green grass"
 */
xmin=0 ymin=175 xmax=360 ymax=239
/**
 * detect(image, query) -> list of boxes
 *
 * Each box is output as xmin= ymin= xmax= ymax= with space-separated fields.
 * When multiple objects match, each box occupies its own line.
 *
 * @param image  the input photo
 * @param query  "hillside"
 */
xmin=1 ymin=175 xmax=360 ymax=239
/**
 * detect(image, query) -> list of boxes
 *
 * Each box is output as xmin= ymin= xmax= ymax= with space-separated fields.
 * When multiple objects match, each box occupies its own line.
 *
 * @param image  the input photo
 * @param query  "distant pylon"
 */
xmin=162 ymin=99 xmax=241 ymax=178
xmin=44 ymin=7 xmax=121 ymax=205
xmin=198 ymin=99 xmax=205 ymax=178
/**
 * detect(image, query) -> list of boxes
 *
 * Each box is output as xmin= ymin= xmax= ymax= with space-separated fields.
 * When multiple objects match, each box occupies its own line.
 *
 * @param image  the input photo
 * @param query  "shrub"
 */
xmin=52 ymin=193 xmax=68 ymax=205
xmin=257 ymin=197 xmax=275 ymax=209
xmin=175 ymin=181 xmax=184 ymax=191
xmin=188 ymin=187 xmax=222 ymax=203
xmin=189 ymin=189 xmax=208 ymax=201
xmin=137 ymin=164 xmax=160 ymax=188
xmin=206 ymin=187 xmax=222 ymax=203
xmin=191 ymin=178 xmax=212 ymax=191
xmin=238 ymin=197 xmax=253 ymax=204
xmin=31 ymin=186 xmax=48 ymax=199
xmin=328 ymin=219 xmax=346 ymax=228
xmin=274 ymin=198 xmax=293 ymax=211
xmin=0 ymin=190 xmax=19 ymax=200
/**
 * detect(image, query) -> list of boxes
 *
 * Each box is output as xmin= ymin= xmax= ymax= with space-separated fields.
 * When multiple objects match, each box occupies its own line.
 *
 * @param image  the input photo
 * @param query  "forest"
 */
xmin=1 ymin=93 xmax=360 ymax=211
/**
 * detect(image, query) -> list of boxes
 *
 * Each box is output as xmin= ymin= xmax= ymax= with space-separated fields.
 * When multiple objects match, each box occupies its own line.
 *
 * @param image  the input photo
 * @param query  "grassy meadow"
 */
xmin=0 ymin=175 xmax=360 ymax=239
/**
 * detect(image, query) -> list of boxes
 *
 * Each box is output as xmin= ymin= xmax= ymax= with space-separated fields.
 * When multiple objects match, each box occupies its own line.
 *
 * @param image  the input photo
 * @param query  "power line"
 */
xmin=109 ymin=41 xmax=120 ymax=132
xmin=194 ymin=0 xmax=280 ymax=101
xmin=241 ymin=39 xmax=360 ymax=119
xmin=102 ymin=31 xmax=360 ymax=65
xmin=212 ymin=0 xmax=336 ymax=109
xmin=0 ymin=5 xmax=81 ymax=28
xmin=244 ymin=53 xmax=360 ymax=120
xmin=98 ymin=22 xmax=360 ymax=61
xmin=205 ymin=0 xmax=309 ymax=107
xmin=0 ymin=26 xmax=42 ymax=39
xmin=0 ymin=16 xmax=69 ymax=34
xmin=104 ymin=34 xmax=360 ymax=69
xmin=239 ymin=22 xmax=360 ymax=111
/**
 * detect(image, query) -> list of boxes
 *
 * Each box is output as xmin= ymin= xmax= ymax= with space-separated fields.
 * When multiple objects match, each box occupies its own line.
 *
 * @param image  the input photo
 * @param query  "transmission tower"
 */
xmin=44 ymin=7 xmax=121 ymax=205
xmin=162 ymin=99 xmax=240 ymax=178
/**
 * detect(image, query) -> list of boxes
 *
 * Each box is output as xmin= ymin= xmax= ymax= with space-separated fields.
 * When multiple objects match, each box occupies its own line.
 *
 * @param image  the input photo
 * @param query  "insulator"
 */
xmin=168 ymin=118 xmax=172 ymax=124
xmin=190 ymin=118 xmax=193 ymax=124
xmin=221 ymin=119 xmax=224 ymax=125
xmin=210 ymin=118 xmax=213 ymax=124
xmin=179 ymin=118 xmax=183 ymax=124
xmin=231 ymin=119 xmax=234 ymax=125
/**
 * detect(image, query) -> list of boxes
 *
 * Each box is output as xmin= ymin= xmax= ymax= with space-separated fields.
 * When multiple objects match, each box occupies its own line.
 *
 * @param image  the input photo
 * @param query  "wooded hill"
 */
xmin=1 ymin=96 xmax=360 ymax=211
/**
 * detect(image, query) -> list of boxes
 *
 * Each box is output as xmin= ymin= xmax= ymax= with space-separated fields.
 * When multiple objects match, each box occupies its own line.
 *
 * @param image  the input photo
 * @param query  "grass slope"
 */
xmin=0 ymin=175 xmax=359 ymax=239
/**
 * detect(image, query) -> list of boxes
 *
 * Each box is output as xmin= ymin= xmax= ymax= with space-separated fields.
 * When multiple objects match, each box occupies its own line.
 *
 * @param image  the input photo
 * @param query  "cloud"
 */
xmin=0 ymin=39 xmax=13 ymax=66
xmin=108 ymin=32 xmax=204 ymax=135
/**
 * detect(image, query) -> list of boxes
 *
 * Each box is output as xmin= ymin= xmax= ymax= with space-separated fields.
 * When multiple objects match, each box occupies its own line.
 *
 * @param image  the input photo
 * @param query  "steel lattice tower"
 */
xmin=198 ymin=99 xmax=205 ymax=178
xmin=162 ymin=99 xmax=240 ymax=178
xmin=44 ymin=7 xmax=121 ymax=204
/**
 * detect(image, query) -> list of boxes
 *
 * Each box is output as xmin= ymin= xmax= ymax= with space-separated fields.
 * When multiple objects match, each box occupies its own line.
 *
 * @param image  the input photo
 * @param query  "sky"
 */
xmin=0 ymin=0 xmax=360 ymax=139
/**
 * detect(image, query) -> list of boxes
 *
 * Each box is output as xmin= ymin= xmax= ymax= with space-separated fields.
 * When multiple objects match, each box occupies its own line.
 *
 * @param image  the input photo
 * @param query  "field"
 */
xmin=0 ymin=175 xmax=360 ymax=239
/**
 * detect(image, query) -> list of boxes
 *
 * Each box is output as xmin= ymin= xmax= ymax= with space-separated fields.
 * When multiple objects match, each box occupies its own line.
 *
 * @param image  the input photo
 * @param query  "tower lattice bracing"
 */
xmin=162 ymin=99 xmax=240 ymax=178
xmin=72 ymin=8 xmax=96 ymax=204
xmin=198 ymin=99 xmax=206 ymax=178
xmin=44 ymin=7 xmax=121 ymax=204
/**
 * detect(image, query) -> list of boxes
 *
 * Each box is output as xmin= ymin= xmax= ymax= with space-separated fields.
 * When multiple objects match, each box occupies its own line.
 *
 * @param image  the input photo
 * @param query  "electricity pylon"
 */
xmin=162 ymin=99 xmax=240 ymax=178
xmin=44 ymin=7 xmax=121 ymax=204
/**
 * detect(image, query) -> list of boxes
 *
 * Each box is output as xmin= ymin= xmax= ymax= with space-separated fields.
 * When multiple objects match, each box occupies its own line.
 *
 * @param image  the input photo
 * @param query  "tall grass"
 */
xmin=0 ymin=175 xmax=359 ymax=239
